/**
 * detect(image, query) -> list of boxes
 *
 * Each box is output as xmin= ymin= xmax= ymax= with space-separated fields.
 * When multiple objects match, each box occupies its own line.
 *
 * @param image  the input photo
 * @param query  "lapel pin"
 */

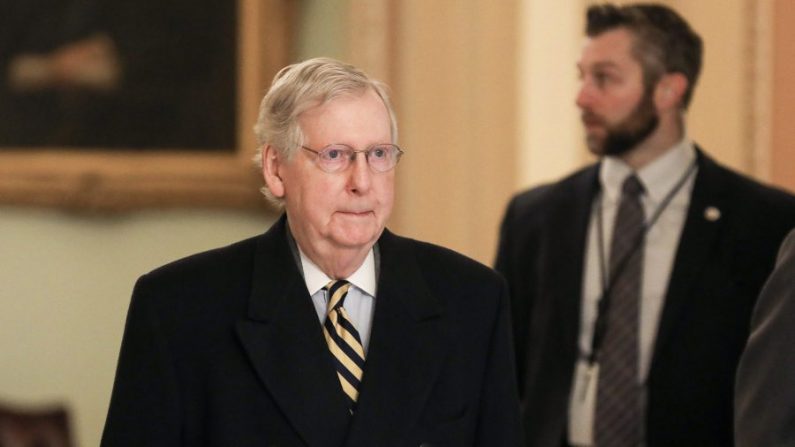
xmin=704 ymin=206 xmax=721 ymax=222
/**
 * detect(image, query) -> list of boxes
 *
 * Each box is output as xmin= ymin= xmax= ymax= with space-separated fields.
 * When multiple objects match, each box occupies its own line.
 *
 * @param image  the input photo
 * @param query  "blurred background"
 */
xmin=1 ymin=0 xmax=793 ymax=445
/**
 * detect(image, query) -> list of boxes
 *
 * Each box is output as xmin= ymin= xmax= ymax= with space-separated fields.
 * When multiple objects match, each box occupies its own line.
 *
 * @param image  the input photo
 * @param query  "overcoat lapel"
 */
xmin=343 ymin=230 xmax=447 ymax=446
xmin=235 ymin=217 xmax=351 ymax=447
xmin=652 ymin=150 xmax=726 ymax=360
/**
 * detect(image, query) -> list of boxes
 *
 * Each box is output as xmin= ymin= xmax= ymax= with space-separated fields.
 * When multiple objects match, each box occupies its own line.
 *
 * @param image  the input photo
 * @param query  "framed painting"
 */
xmin=0 ymin=0 xmax=296 ymax=211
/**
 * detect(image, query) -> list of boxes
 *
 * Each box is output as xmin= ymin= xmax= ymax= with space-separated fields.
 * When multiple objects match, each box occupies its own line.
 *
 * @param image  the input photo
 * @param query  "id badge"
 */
xmin=568 ymin=359 xmax=599 ymax=446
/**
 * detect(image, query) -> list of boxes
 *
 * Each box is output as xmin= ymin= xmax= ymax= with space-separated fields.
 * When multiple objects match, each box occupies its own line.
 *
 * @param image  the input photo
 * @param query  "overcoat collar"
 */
xmin=235 ymin=216 xmax=448 ymax=446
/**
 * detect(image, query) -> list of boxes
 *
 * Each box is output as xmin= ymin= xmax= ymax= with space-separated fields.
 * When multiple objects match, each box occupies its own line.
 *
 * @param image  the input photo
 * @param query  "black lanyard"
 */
xmin=587 ymin=161 xmax=698 ymax=366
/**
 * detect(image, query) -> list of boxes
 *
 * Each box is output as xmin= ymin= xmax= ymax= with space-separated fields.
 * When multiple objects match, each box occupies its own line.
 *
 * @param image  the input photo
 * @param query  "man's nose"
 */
xmin=348 ymin=152 xmax=372 ymax=193
xmin=575 ymin=79 xmax=595 ymax=110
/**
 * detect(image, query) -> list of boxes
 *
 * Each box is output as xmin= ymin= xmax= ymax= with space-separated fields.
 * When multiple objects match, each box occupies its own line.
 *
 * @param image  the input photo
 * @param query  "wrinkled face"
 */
xmin=273 ymin=89 xmax=395 ymax=257
xmin=576 ymin=28 xmax=659 ymax=156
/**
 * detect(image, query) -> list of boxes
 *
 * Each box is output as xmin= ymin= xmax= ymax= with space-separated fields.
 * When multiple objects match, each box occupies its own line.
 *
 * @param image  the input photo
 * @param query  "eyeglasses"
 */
xmin=300 ymin=143 xmax=404 ymax=173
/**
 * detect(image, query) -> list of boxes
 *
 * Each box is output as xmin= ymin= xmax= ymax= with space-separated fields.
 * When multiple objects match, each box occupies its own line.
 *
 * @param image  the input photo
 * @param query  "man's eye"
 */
xmin=593 ymin=72 xmax=617 ymax=87
xmin=371 ymin=148 xmax=386 ymax=159
xmin=326 ymin=149 xmax=342 ymax=159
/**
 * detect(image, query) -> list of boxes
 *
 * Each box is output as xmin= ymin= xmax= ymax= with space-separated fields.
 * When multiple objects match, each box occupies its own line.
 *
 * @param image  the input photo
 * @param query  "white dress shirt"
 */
xmin=568 ymin=139 xmax=698 ymax=446
xmin=298 ymin=248 xmax=377 ymax=353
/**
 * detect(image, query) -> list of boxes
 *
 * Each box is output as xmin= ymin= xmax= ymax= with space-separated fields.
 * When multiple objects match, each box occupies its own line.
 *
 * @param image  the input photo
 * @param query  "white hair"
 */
xmin=252 ymin=57 xmax=398 ymax=206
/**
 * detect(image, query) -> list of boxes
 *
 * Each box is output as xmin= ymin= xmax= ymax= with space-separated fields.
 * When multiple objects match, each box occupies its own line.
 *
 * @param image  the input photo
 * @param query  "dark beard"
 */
xmin=588 ymin=89 xmax=659 ymax=157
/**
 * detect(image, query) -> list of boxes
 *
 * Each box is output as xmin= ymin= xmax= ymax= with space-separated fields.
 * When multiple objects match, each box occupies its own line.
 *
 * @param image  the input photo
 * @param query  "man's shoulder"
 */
xmin=502 ymin=163 xmax=598 ymax=227
xmin=699 ymin=152 xmax=795 ymax=215
xmin=382 ymin=231 xmax=503 ymax=287
xmin=381 ymin=233 xmax=508 ymax=320
xmin=125 ymin=234 xmax=264 ymax=327
xmin=695 ymin=151 xmax=795 ymax=262
xmin=137 ymin=235 xmax=261 ymax=290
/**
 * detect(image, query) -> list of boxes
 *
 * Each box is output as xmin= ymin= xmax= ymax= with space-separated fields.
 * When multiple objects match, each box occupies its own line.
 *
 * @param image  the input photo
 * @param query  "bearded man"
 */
xmin=494 ymin=3 xmax=795 ymax=446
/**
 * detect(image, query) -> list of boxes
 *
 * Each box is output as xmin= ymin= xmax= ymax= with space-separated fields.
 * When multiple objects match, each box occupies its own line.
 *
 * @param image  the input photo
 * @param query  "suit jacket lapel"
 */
xmin=547 ymin=166 xmax=600 ymax=353
xmin=235 ymin=217 xmax=351 ymax=447
xmin=344 ymin=230 xmax=448 ymax=446
xmin=529 ymin=166 xmax=600 ymax=443
xmin=652 ymin=150 xmax=727 ymax=362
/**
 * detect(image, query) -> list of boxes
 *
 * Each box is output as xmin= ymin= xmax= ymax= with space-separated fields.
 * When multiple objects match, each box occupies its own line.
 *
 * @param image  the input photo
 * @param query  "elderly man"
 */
xmin=101 ymin=57 xmax=522 ymax=447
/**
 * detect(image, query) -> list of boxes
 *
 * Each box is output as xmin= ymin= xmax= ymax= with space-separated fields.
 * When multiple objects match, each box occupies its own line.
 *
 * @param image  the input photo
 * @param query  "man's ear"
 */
xmin=654 ymin=72 xmax=688 ymax=111
xmin=261 ymin=144 xmax=286 ymax=198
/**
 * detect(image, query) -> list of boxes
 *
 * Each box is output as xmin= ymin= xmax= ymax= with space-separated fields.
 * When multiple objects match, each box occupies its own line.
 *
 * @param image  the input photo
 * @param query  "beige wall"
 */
xmin=0 ymin=1 xmax=337 ymax=446
xmin=518 ymin=0 xmax=588 ymax=188
xmin=0 ymin=208 xmax=272 ymax=446
xmin=385 ymin=0 xmax=795 ymax=264
xmin=772 ymin=0 xmax=795 ymax=192
xmin=387 ymin=0 xmax=519 ymax=263
xmin=671 ymin=0 xmax=752 ymax=172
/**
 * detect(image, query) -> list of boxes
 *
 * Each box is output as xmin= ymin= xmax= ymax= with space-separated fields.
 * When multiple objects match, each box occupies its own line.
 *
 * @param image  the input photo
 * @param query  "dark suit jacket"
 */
xmin=102 ymin=216 xmax=522 ymax=447
xmin=735 ymin=228 xmax=795 ymax=447
xmin=495 ymin=149 xmax=795 ymax=447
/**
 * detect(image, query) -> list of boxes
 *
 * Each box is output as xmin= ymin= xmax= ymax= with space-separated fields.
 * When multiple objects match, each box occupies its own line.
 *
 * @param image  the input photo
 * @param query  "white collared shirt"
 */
xmin=568 ymin=138 xmax=698 ymax=446
xmin=299 ymin=248 xmax=377 ymax=353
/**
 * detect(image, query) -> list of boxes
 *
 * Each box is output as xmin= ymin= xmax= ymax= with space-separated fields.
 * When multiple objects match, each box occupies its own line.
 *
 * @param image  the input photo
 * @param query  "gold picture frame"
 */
xmin=0 ymin=0 xmax=295 ymax=212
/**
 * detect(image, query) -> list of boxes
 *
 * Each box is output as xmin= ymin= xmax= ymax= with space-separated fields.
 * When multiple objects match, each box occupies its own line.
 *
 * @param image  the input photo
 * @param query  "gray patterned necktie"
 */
xmin=595 ymin=175 xmax=645 ymax=447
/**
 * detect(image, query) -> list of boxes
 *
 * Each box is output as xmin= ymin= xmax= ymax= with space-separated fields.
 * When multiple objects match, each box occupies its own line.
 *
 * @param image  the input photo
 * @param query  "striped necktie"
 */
xmin=322 ymin=280 xmax=366 ymax=411
xmin=595 ymin=175 xmax=645 ymax=446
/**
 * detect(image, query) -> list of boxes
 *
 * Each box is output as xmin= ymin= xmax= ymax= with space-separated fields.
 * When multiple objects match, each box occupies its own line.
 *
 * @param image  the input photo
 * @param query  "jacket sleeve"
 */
xmin=101 ymin=275 xmax=182 ymax=446
xmin=474 ymin=277 xmax=525 ymax=446
xmin=494 ymin=195 xmax=532 ymax=394
xmin=735 ymin=230 xmax=795 ymax=447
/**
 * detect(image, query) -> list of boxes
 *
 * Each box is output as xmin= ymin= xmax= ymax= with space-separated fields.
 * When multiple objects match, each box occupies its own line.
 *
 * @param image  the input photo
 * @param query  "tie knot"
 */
xmin=622 ymin=175 xmax=644 ymax=197
xmin=324 ymin=280 xmax=351 ymax=310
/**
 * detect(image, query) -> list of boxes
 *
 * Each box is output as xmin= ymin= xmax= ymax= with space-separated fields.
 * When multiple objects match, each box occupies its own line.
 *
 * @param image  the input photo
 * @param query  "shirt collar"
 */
xmin=600 ymin=137 xmax=696 ymax=204
xmin=298 ymin=247 xmax=377 ymax=297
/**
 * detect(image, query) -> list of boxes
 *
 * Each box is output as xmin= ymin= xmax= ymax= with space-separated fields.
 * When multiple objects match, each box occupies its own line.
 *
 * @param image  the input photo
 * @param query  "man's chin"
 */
xmin=586 ymin=135 xmax=639 ymax=157
xmin=586 ymin=136 xmax=606 ymax=155
xmin=329 ymin=226 xmax=383 ymax=250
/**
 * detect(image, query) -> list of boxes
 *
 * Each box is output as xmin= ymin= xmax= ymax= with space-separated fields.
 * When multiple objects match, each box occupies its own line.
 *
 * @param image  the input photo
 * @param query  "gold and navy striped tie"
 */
xmin=322 ymin=280 xmax=366 ymax=411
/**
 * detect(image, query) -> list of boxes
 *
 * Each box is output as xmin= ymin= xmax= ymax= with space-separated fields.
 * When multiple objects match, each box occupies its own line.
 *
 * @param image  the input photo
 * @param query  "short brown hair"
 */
xmin=586 ymin=3 xmax=703 ymax=108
